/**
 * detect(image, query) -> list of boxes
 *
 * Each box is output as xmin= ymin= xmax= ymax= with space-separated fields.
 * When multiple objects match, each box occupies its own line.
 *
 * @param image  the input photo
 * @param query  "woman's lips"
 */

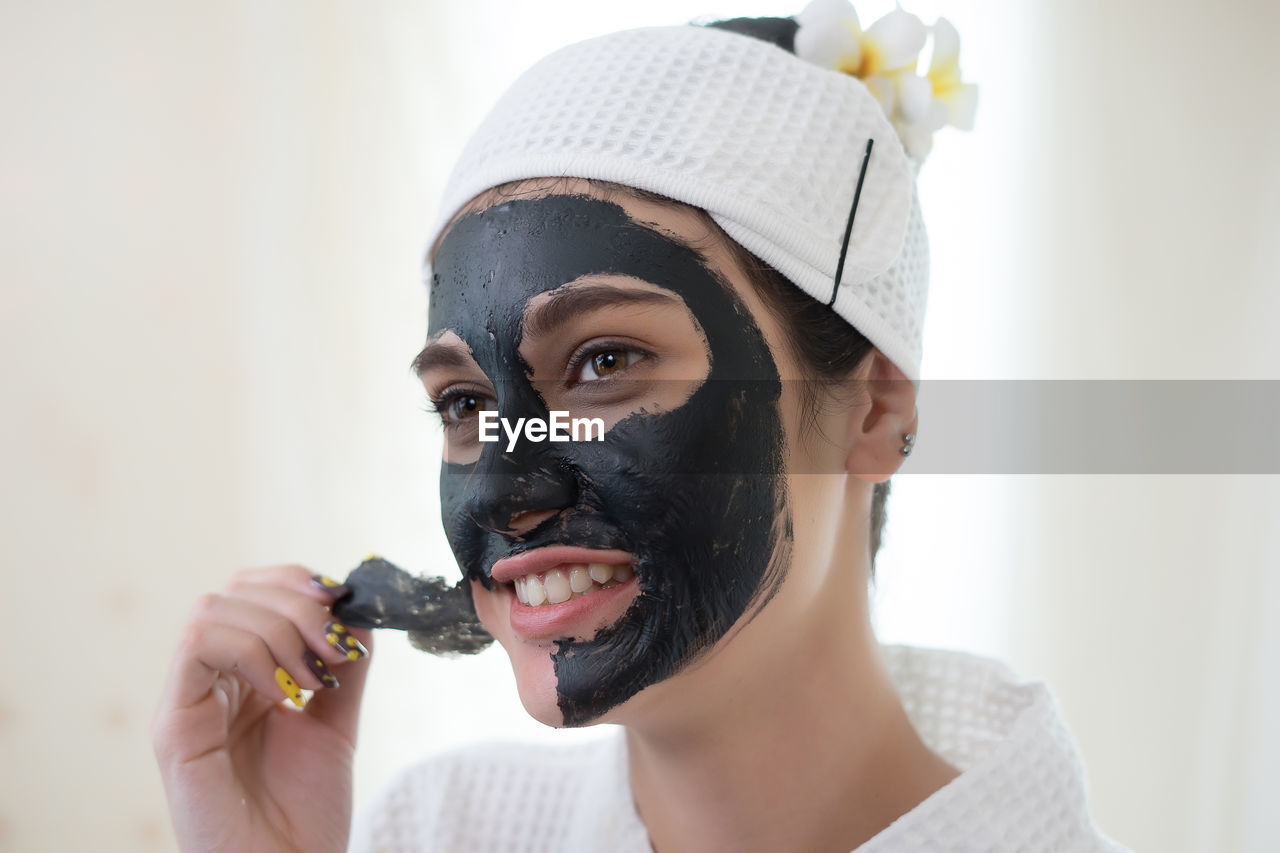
xmin=490 ymin=545 xmax=633 ymax=583
xmin=490 ymin=547 xmax=640 ymax=640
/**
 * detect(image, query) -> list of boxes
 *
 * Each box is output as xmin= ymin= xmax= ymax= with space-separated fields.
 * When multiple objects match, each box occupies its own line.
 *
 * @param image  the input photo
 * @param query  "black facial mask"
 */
xmin=430 ymin=194 xmax=792 ymax=725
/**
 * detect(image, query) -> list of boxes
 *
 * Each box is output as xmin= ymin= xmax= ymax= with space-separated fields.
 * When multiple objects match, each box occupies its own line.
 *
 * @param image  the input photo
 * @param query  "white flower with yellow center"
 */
xmin=794 ymin=0 xmax=977 ymax=163
xmin=924 ymin=18 xmax=979 ymax=131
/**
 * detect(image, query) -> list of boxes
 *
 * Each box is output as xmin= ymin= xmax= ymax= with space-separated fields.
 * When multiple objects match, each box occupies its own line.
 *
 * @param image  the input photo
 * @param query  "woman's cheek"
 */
xmin=469 ymin=577 xmax=505 ymax=635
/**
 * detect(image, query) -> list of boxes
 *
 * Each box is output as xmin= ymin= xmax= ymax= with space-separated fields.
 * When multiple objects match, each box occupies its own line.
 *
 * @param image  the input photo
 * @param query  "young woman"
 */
xmin=153 ymin=6 xmax=1126 ymax=851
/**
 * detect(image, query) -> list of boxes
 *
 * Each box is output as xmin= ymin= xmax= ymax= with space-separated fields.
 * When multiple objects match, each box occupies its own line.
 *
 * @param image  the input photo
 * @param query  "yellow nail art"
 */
xmin=275 ymin=666 xmax=305 ymax=707
xmin=323 ymin=620 xmax=366 ymax=658
xmin=363 ymin=552 xmax=381 ymax=562
xmin=316 ymin=575 xmax=342 ymax=588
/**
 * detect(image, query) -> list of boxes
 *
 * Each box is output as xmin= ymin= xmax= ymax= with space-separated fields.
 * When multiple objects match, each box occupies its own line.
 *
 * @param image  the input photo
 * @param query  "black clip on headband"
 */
xmin=827 ymin=137 xmax=875 ymax=307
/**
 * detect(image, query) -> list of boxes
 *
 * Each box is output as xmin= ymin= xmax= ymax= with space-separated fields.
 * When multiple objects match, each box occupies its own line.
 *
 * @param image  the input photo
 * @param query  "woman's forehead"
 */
xmin=431 ymin=177 xmax=715 ymax=260
xmin=430 ymin=193 xmax=722 ymax=311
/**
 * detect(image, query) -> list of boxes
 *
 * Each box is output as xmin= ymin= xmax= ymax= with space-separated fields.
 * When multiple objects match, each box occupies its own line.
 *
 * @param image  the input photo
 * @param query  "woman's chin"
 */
xmin=517 ymin=692 xmax=568 ymax=728
xmin=504 ymin=642 xmax=568 ymax=726
xmin=506 ymin=641 xmax=635 ymax=728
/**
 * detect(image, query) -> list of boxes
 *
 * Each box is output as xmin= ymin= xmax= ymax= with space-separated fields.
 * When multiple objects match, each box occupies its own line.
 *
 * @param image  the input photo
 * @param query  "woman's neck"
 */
xmin=621 ymin=561 xmax=960 ymax=852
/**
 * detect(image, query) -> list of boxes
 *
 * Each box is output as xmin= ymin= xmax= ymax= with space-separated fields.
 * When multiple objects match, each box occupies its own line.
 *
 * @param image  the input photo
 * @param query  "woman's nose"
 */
xmin=464 ymin=464 xmax=577 ymax=539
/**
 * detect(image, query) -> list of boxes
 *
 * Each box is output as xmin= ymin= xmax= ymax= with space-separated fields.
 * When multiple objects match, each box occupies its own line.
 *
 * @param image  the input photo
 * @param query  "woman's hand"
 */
xmin=152 ymin=565 xmax=374 ymax=853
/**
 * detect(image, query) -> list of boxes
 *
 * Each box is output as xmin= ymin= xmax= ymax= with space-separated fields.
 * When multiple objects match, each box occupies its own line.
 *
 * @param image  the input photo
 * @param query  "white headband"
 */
xmin=426 ymin=24 xmax=928 ymax=382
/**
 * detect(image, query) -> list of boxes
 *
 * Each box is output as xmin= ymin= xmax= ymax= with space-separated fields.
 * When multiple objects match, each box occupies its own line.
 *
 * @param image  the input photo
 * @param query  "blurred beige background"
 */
xmin=2 ymin=1 xmax=1278 ymax=851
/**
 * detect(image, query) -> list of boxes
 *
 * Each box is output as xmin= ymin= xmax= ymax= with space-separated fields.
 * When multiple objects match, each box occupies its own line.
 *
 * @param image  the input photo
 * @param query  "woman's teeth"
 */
xmin=513 ymin=562 xmax=635 ymax=606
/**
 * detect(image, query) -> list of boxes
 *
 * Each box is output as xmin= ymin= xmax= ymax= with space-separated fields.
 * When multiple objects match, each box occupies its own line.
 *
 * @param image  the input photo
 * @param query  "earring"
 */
xmin=900 ymin=432 xmax=916 ymax=456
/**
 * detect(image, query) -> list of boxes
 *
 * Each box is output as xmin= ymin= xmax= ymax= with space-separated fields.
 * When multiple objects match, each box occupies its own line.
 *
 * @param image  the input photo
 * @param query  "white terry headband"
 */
xmin=425 ymin=23 xmax=928 ymax=382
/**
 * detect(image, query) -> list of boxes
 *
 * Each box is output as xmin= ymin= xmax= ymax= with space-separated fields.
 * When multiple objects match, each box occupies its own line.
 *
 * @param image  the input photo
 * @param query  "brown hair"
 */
xmin=694 ymin=205 xmax=893 ymax=576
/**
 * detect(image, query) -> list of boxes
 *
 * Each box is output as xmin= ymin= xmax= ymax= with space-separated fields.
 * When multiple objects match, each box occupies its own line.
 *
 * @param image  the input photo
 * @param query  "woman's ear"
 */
xmin=844 ymin=350 xmax=918 ymax=483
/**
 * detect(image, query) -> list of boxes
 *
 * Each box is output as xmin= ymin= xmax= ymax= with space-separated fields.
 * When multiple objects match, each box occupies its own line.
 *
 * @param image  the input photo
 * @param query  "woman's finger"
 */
xmin=303 ymin=627 xmax=373 ymax=739
xmin=184 ymin=592 xmax=351 ymax=692
xmin=163 ymin=616 xmax=307 ymax=712
xmin=225 ymin=581 xmax=369 ymax=671
xmin=228 ymin=563 xmax=354 ymax=605
xmin=222 ymin=577 xmax=377 ymax=742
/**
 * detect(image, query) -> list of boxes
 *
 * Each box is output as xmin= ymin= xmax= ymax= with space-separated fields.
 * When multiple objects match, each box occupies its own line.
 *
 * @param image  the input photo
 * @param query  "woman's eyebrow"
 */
xmin=521 ymin=284 xmax=681 ymax=341
xmin=410 ymin=340 xmax=474 ymax=378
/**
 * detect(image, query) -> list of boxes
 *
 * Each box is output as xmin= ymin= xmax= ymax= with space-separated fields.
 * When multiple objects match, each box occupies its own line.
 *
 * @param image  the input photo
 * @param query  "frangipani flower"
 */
xmin=794 ymin=0 xmax=926 ymax=79
xmin=925 ymin=18 xmax=978 ymax=132
xmin=794 ymin=0 xmax=977 ymax=163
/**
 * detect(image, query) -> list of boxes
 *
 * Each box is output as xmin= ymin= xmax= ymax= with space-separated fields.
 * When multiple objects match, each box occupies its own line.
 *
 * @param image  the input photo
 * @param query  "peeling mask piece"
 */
xmin=332 ymin=556 xmax=493 ymax=655
xmin=430 ymin=194 xmax=793 ymax=725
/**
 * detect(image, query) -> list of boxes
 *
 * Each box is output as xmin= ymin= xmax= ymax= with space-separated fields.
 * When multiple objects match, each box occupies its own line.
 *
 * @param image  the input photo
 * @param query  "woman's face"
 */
xmin=418 ymin=181 xmax=850 ymax=727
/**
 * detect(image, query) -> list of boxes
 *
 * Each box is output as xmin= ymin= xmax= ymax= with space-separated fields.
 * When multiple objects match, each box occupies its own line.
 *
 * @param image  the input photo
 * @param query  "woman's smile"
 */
xmin=488 ymin=545 xmax=641 ymax=640
xmin=510 ymin=562 xmax=635 ymax=607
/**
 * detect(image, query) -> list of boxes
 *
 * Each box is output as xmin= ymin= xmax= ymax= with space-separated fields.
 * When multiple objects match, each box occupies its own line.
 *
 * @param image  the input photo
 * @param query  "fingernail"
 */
xmin=275 ymin=666 xmax=306 ymax=707
xmin=310 ymin=574 xmax=351 ymax=596
xmin=324 ymin=620 xmax=369 ymax=660
xmin=303 ymin=648 xmax=340 ymax=688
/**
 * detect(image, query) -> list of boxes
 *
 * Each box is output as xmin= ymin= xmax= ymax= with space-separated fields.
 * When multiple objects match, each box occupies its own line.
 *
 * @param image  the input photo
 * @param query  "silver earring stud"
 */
xmin=901 ymin=432 xmax=916 ymax=456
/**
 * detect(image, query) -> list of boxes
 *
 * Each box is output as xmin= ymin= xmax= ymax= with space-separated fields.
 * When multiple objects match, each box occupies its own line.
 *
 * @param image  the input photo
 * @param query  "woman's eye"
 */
xmin=432 ymin=391 xmax=491 ymax=425
xmin=577 ymin=348 xmax=638 ymax=382
xmin=448 ymin=395 xmax=482 ymax=420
